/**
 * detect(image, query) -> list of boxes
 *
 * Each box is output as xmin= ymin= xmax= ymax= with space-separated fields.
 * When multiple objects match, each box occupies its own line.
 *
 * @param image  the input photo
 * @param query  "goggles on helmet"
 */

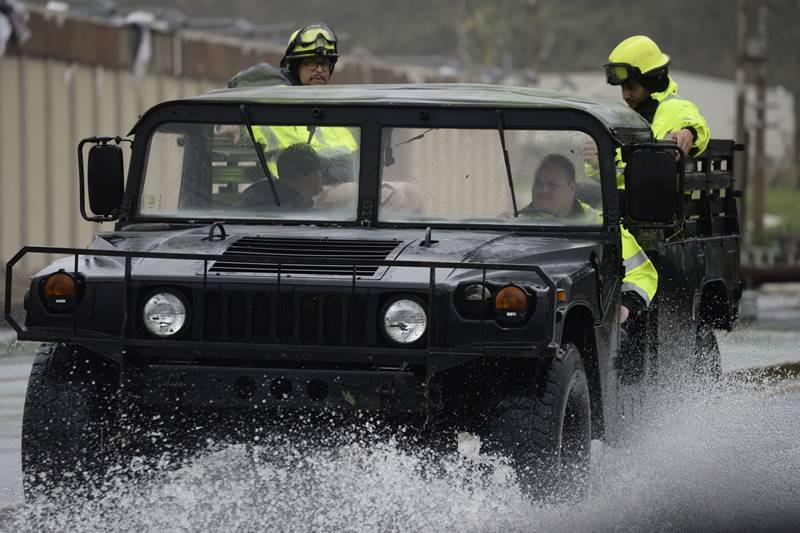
xmin=604 ymin=61 xmax=669 ymax=86
xmin=281 ymin=23 xmax=339 ymax=69
xmin=604 ymin=63 xmax=641 ymax=85
xmin=292 ymin=23 xmax=337 ymax=47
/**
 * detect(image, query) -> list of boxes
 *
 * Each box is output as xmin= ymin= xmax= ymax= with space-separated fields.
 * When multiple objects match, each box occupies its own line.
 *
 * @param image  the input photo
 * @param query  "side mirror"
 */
xmin=623 ymin=144 xmax=683 ymax=226
xmin=78 ymin=137 xmax=128 ymax=222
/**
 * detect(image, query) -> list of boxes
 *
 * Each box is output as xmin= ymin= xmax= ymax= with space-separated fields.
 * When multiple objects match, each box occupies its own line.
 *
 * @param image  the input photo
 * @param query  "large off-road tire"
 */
xmin=21 ymin=343 xmax=121 ymax=499
xmin=694 ymin=323 xmax=722 ymax=381
xmin=488 ymin=343 xmax=592 ymax=500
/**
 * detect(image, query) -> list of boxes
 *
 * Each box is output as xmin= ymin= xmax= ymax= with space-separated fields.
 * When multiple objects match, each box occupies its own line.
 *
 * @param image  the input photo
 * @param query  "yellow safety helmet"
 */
xmin=280 ymin=23 xmax=339 ymax=68
xmin=604 ymin=35 xmax=670 ymax=86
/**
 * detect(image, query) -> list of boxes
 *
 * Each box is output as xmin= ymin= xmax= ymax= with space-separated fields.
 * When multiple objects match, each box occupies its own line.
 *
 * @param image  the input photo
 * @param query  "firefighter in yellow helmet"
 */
xmin=280 ymin=23 xmax=340 ymax=86
xmin=228 ymin=23 xmax=340 ymax=87
xmin=605 ymin=35 xmax=709 ymax=158
xmin=226 ymin=24 xmax=359 ymax=181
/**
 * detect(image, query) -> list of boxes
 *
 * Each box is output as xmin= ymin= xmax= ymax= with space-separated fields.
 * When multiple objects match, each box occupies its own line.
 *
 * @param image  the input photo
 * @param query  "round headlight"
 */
xmin=382 ymin=298 xmax=427 ymax=344
xmin=463 ymin=283 xmax=492 ymax=302
xmin=458 ymin=283 xmax=493 ymax=318
xmin=142 ymin=291 xmax=188 ymax=337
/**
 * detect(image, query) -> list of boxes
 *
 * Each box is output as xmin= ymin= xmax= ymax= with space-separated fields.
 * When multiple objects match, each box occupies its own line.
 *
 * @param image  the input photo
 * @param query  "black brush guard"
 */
xmin=5 ymin=246 xmax=558 ymax=362
xmin=6 ymin=247 xmax=559 ymax=413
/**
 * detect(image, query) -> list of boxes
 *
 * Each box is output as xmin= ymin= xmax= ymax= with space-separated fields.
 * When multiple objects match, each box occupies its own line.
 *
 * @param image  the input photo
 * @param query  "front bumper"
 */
xmin=124 ymin=363 xmax=428 ymax=413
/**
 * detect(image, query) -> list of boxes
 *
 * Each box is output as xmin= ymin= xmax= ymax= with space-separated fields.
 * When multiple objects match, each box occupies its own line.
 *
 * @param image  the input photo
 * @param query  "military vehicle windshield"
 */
xmin=379 ymin=127 xmax=602 ymax=226
xmin=140 ymin=122 xmax=361 ymax=221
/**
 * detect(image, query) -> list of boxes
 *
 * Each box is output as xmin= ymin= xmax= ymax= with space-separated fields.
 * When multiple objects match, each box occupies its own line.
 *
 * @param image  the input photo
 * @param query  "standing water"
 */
xmin=2 ymin=288 xmax=799 ymax=531
xmin=3 ymin=377 xmax=799 ymax=532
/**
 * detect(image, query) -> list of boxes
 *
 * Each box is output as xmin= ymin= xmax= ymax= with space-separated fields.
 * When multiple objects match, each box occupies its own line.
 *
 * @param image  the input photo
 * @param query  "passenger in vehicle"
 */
xmin=521 ymin=154 xmax=657 ymax=324
xmin=228 ymin=23 xmax=341 ymax=88
xmin=582 ymin=36 xmax=711 ymax=188
xmin=584 ymin=35 xmax=711 ymax=189
xmin=604 ymin=35 xmax=709 ymax=159
xmin=239 ymin=144 xmax=322 ymax=209
xmin=520 ymin=154 xmax=597 ymax=220
xmin=223 ymin=23 xmax=359 ymax=180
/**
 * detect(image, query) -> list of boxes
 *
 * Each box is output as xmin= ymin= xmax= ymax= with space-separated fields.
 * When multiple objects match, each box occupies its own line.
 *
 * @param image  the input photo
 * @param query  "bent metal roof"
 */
xmin=134 ymin=83 xmax=652 ymax=136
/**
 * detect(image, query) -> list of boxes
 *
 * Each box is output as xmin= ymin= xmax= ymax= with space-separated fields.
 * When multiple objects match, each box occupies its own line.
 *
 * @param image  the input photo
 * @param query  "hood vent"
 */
xmin=208 ymin=236 xmax=401 ymax=277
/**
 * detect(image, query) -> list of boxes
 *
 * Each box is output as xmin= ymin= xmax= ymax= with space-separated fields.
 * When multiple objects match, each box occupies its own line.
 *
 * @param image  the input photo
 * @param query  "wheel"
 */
xmin=21 ymin=343 xmax=121 ymax=499
xmin=488 ymin=343 xmax=592 ymax=500
xmin=694 ymin=322 xmax=722 ymax=381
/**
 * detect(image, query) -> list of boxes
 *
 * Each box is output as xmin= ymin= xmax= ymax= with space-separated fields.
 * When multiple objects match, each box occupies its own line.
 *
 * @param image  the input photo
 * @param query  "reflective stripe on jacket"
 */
xmin=621 ymin=225 xmax=658 ymax=308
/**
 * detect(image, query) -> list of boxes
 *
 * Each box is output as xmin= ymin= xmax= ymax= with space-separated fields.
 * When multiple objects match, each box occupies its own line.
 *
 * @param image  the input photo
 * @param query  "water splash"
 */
xmin=6 ymin=379 xmax=800 ymax=533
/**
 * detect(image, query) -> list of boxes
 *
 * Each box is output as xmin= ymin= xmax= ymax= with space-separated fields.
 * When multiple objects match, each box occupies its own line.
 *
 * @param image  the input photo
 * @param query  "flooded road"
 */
xmin=0 ymin=288 xmax=798 ymax=532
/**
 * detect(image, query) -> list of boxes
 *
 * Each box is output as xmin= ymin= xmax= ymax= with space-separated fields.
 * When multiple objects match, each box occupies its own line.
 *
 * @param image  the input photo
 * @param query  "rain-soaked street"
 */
xmin=0 ymin=288 xmax=798 ymax=532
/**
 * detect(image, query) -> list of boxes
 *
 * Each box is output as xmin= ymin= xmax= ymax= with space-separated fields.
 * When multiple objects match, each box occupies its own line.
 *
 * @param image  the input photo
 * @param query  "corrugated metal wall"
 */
xmin=0 ymin=8 xmax=449 ymax=305
xmin=0 ymin=55 xmax=216 ymax=299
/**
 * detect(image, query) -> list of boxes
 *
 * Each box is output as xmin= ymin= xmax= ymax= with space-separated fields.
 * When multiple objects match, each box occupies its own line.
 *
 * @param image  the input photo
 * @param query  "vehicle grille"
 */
xmin=203 ymin=290 xmax=369 ymax=346
xmin=208 ymin=236 xmax=401 ymax=277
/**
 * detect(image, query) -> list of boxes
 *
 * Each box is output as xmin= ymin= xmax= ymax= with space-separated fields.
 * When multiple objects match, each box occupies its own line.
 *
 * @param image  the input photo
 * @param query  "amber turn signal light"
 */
xmin=495 ymin=285 xmax=528 ymax=324
xmin=42 ymin=272 xmax=77 ymax=299
xmin=40 ymin=271 xmax=83 ymax=313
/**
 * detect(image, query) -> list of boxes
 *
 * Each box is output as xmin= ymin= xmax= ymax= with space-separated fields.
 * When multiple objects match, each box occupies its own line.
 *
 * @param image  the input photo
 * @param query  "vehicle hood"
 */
xmin=38 ymin=224 xmax=604 ymax=284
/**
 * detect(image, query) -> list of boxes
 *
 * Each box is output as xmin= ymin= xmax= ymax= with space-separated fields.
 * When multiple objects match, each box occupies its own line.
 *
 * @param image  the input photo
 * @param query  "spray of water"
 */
xmin=6 ymin=377 xmax=800 ymax=533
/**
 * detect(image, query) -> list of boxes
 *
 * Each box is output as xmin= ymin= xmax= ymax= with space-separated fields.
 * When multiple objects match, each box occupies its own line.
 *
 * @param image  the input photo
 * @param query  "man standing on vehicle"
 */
xmin=584 ymin=35 xmax=711 ymax=187
xmin=228 ymin=22 xmax=340 ymax=88
xmin=604 ymin=35 xmax=709 ymax=158
xmin=226 ymin=23 xmax=359 ymax=179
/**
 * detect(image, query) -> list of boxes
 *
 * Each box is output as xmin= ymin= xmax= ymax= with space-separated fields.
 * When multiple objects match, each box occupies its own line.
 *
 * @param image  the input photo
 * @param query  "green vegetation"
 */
xmin=765 ymin=186 xmax=800 ymax=232
xmin=743 ymin=185 xmax=800 ymax=245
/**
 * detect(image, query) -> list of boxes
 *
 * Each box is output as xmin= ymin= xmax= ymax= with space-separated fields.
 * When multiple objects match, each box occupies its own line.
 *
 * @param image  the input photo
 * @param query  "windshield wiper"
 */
xmin=496 ymin=109 xmax=519 ymax=217
xmin=239 ymin=104 xmax=280 ymax=206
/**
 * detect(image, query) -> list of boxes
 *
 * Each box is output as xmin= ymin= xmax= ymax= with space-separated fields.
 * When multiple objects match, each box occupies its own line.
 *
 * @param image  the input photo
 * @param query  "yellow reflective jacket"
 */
xmin=253 ymin=125 xmax=359 ymax=177
xmin=621 ymin=225 xmax=658 ymax=312
xmin=650 ymin=77 xmax=709 ymax=157
xmin=613 ymin=77 xmax=710 ymax=188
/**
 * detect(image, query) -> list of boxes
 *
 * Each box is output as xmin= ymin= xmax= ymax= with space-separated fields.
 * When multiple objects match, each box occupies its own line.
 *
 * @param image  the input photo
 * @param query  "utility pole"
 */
xmin=796 ymin=89 xmax=800 ymax=189
xmin=752 ymin=0 xmax=768 ymax=242
xmin=456 ymin=0 xmax=471 ymax=80
xmin=735 ymin=0 xmax=748 ymax=245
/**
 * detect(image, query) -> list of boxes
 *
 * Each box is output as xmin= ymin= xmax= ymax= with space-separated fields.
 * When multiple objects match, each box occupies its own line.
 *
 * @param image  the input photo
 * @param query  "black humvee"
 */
xmin=5 ymin=84 xmax=741 ymax=497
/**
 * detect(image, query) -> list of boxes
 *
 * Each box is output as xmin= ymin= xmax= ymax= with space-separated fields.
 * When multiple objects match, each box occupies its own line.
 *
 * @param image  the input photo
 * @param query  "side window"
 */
xmin=141 ymin=130 xmax=186 ymax=214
